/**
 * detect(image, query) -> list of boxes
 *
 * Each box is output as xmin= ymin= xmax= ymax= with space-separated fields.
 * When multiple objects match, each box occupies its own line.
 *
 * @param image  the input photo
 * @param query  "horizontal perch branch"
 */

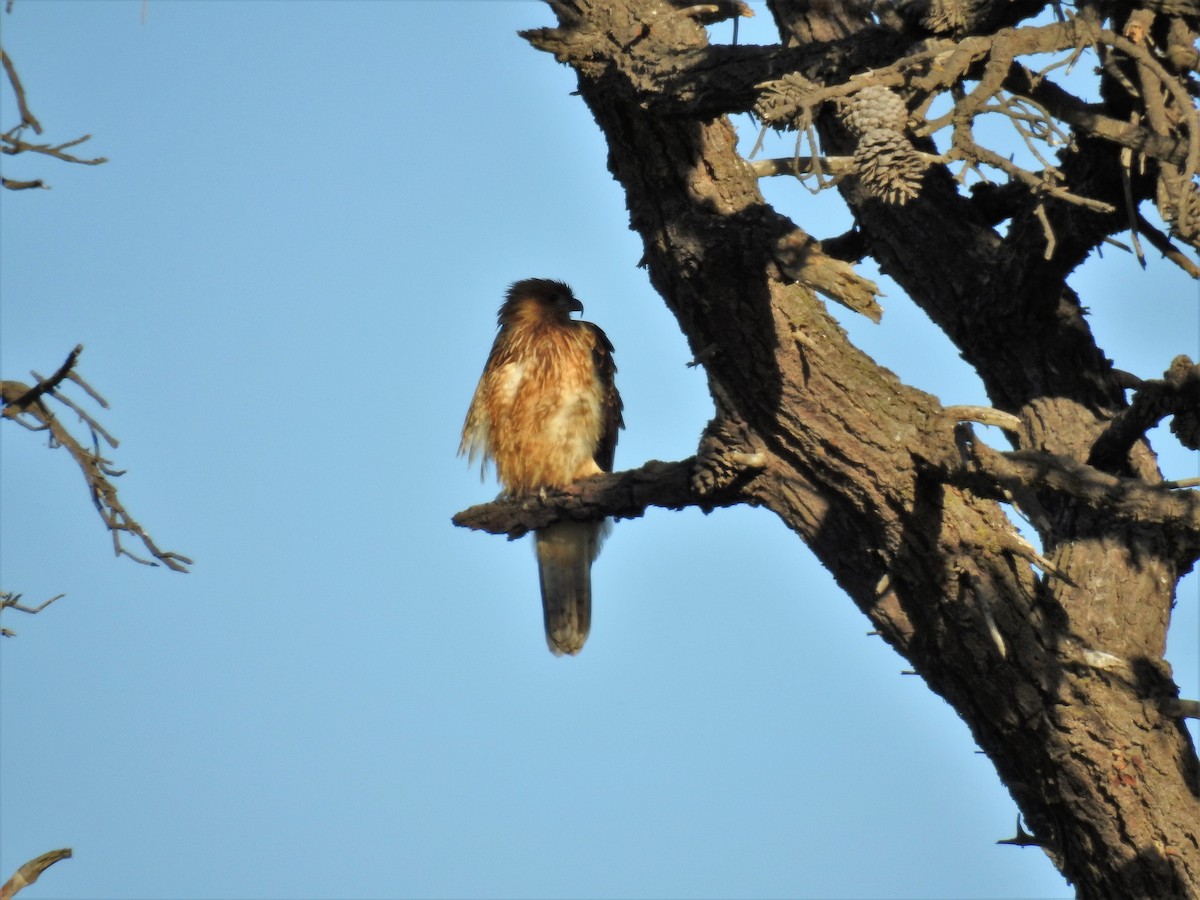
xmin=452 ymin=456 xmax=747 ymax=540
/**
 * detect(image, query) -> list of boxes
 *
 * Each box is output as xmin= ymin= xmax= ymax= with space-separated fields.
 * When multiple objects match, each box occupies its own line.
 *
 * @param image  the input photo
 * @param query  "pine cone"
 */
xmin=896 ymin=0 xmax=978 ymax=34
xmin=755 ymin=72 xmax=820 ymax=128
xmin=840 ymin=85 xmax=909 ymax=136
xmin=1175 ymin=182 xmax=1200 ymax=244
xmin=853 ymin=128 xmax=927 ymax=205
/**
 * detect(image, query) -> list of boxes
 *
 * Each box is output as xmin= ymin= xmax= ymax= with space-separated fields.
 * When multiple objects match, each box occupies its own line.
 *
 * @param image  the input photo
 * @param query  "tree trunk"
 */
xmin=458 ymin=2 xmax=1200 ymax=894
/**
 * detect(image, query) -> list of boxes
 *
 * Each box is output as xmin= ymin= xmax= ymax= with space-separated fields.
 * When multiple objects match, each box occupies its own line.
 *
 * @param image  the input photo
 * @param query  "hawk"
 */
xmin=461 ymin=278 xmax=623 ymax=655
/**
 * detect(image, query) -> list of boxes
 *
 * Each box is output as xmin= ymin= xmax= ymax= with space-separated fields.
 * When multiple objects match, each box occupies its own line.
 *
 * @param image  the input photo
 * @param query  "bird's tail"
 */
xmin=534 ymin=521 xmax=601 ymax=656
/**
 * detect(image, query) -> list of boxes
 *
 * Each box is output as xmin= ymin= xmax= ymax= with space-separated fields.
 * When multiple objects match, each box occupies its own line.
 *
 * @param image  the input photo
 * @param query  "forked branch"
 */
xmin=0 ymin=591 xmax=66 ymax=637
xmin=1 ymin=47 xmax=107 ymax=189
xmin=1 ymin=345 xmax=192 ymax=572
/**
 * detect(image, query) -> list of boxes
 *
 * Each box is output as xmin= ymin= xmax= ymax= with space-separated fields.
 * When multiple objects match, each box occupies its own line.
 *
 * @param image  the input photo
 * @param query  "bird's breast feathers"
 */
xmin=462 ymin=324 xmax=608 ymax=494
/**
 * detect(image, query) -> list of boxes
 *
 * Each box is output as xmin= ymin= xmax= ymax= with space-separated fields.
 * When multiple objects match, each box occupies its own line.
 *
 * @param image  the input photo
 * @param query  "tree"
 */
xmin=455 ymin=1 xmax=1200 ymax=895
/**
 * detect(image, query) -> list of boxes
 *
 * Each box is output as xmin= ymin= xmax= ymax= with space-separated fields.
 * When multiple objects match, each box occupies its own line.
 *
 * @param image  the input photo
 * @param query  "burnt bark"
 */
xmin=456 ymin=1 xmax=1200 ymax=895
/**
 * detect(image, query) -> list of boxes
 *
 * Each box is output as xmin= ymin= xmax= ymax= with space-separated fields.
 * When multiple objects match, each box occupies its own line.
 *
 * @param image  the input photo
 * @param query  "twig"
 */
xmin=997 ymin=816 xmax=1042 ymax=848
xmin=1 ymin=592 xmax=66 ymax=614
xmin=1033 ymin=202 xmax=1057 ymax=260
xmin=0 ymin=592 xmax=66 ymax=637
xmin=1133 ymin=211 xmax=1200 ymax=279
xmin=1 ymin=132 xmax=107 ymax=166
xmin=0 ymin=848 xmax=71 ymax=900
xmin=0 ymin=47 xmax=42 ymax=134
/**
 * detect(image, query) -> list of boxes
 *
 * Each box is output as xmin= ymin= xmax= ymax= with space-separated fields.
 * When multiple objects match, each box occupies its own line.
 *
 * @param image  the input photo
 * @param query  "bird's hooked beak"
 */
xmin=569 ymin=296 xmax=584 ymax=317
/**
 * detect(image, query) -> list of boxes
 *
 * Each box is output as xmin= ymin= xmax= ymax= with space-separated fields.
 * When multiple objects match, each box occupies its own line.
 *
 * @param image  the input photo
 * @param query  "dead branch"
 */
xmin=0 ymin=591 xmax=65 ymax=637
xmin=1134 ymin=210 xmax=1200 ymax=278
xmin=0 ymin=848 xmax=71 ymax=900
xmin=1 ymin=346 xmax=192 ymax=572
xmin=0 ymin=47 xmax=40 ymax=134
xmin=6 ymin=344 xmax=82 ymax=411
xmin=0 ymin=176 xmax=45 ymax=190
xmin=1 ymin=132 xmax=107 ymax=166
xmin=997 ymin=816 xmax=1043 ymax=848
xmin=772 ymin=228 xmax=882 ymax=321
xmin=944 ymin=404 xmax=1022 ymax=433
xmin=1 ymin=47 xmax=107 ymax=188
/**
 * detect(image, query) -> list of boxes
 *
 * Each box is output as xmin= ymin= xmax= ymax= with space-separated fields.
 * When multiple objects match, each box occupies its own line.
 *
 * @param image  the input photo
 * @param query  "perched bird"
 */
xmin=461 ymin=279 xmax=623 ymax=655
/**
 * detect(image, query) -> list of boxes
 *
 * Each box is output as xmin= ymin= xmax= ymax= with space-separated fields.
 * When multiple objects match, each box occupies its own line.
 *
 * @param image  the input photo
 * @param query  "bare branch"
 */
xmin=2 ymin=346 xmax=192 ymax=572
xmin=0 ymin=176 xmax=45 ymax=190
xmin=1 ymin=47 xmax=106 ymax=188
xmin=773 ymin=228 xmax=882 ymax=321
xmin=0 ymin=47 xmax=41 ymax=134
xmin=0 ymin=848 xmax=71 ymax=900
xmin=749 ymin=154 xmax=857 ymax=178
xmin=0 ymin=591 xmax=66 ymax=637
xmin=945 ymin=405 xmax=1023 ymax=433
xmin=1 ymin=591 xmax=66 ymax=615
xmin=1 ymin=132 xmax=107 ymax=167
xmin=6 ymin=344 xmax=82 ymax=411
xmin=1132 ymin=210 xmax=1200 ymax=278
xmin=997 ymin=816 xmax=1043 ymax=848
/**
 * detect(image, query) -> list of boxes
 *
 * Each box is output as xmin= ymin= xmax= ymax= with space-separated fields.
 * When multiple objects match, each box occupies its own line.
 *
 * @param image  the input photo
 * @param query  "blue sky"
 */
xmin=0 ymin=3 xmax=1195 ymax=899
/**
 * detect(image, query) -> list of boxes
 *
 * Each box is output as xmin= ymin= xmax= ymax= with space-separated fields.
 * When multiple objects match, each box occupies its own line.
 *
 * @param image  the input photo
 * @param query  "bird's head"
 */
xmin=499 ymin=278 xmax=583 ymax=327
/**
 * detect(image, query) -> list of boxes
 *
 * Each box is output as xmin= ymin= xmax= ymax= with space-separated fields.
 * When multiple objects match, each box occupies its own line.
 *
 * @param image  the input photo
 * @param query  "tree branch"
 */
xmin=0 ymin=591 xmax=66 ymax=637
xmin=0 ymin=47 xmax=41 ymax=135
xmin=1089 ymin=355 xmax=1200 ymax=471
xmin=1 ymin=47 xmax=107 ymax=189
xmin=5 ymin=344 xmax=82 ymax=411
xmin=0 ymin=848 xmax=71 ymax=900
xmin=950 ymin=422 xmax=1200 ymax=540
xmin=453 ymin=457 xmax=749 ymax=539
xmin=1 ymin=346 xmax=192 ymax=572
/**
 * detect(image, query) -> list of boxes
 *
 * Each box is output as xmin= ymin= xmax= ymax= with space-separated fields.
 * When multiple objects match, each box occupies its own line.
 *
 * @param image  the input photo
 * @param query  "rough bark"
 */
xmin=456 ymin=1 xmax=1200 ymax=895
